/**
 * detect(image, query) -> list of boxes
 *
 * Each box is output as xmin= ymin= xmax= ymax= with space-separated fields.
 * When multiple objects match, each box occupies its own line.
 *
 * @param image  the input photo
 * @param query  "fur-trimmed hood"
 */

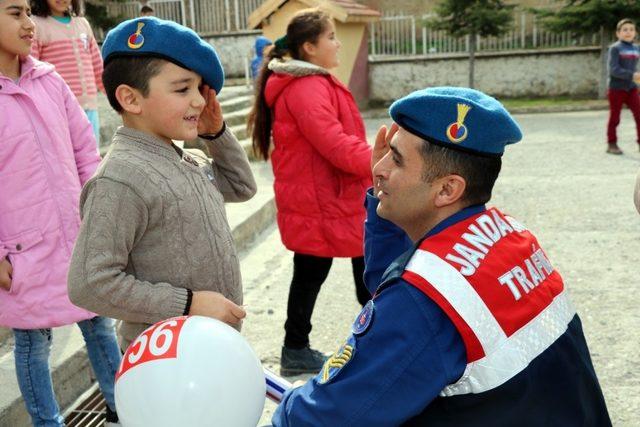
xmin=268 ymin=58 xmax=330 ymax=77
xmin=264 ymin=58 xmax=333 ymax=108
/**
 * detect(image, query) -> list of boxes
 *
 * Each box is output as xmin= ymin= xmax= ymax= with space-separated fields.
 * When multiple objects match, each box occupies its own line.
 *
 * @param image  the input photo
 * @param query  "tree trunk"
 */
xmin=469 ymin=33 xmax=476 ymax=89
xmin=599 ymin=26 xmax=609 ymax=99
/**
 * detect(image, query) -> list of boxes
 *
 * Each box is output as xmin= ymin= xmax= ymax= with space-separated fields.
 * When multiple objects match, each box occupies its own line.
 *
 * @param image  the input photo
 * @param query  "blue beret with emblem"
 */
xmin=389 ymin=87 xmax=522 ymax=157
xmin=101 ymin=17 xmax=224 ymax=94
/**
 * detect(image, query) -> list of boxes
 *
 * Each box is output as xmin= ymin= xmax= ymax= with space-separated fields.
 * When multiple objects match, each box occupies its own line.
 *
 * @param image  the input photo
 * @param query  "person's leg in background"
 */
xmin=84 ymin=109 xmax=101 ymax=150
xmin=351 ymin=256 xmax=370 ymax=307
xmin=13 ymin=328 xmax=65 ymax=427
xmin=281 ymin=253 xmax=332 ymax=376
xmin=77 ymin=316 xmax=122 ymax=426
xmin=624 ymin=87 xmax=640 ymax=151
xmin=607 ymin=88 xmax=626 ymax=154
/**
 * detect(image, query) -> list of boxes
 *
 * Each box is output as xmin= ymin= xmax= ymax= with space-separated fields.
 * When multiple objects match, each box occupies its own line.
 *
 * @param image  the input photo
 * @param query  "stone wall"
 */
xmin=202 ymin=30 xmax=262 ymax=78
xmin=369 ymin=47 xmax=601 ymax=102
xmin=360 ymin=0 xmax=563 ymax=16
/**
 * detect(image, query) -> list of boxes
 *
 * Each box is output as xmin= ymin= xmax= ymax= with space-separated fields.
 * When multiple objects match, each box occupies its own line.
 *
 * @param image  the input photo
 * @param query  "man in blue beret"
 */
xmin=272 ymin=87 xmax=610 ymax=426
xmin=68 ymin=17 xmax=256 ymax=362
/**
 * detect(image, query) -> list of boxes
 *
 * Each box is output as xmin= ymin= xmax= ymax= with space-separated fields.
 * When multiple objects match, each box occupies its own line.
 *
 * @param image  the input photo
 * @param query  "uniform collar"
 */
xmin=423 ymin=204 xmax=486 ymax=240
xmin=375 ymin=204 xmax=486 ymax=294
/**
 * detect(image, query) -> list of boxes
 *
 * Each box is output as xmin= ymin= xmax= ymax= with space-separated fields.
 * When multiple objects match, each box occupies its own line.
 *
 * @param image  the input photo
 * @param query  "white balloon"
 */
xmin=115 ymin=316 xmax=266 ymax=427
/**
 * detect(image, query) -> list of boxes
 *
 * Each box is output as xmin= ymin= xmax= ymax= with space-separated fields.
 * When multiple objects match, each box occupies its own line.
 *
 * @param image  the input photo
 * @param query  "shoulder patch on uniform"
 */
xmin=319 ymin=335 xmax=356 ymax=384
xmin=352 ymin=300 xmax=375 ymax=336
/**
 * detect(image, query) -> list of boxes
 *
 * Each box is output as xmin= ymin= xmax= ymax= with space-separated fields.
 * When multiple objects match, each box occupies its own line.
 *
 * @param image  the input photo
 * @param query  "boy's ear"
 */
xmin=115 ymin=84 xmax=143 ymax=114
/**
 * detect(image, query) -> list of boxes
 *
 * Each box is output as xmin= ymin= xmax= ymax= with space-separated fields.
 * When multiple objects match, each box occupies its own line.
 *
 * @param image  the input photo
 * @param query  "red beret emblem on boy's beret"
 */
xmin=127 ymin=22 xmax=146 ymax=49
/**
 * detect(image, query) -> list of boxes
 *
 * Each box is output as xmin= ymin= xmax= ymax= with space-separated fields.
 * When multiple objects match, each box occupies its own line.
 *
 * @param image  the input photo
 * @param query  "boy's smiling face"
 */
xmin=617 ymin=23 xmax=636 ymax=43
xmin=130 ymin=61 xmax=206 ymax=143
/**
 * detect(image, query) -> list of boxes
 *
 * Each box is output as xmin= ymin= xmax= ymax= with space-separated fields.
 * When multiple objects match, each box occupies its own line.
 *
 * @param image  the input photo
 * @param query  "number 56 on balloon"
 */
xmin=116 ymin=317 xmax=186 ymax=380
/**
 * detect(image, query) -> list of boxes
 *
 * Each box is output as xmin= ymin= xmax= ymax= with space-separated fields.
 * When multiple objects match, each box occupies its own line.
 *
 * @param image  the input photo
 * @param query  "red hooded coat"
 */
xmin=264 ymin=60 xmax=372 ymax=257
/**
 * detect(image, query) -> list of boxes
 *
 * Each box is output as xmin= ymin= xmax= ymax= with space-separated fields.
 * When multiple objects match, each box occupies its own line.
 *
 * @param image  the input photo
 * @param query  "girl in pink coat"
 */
xmin=0 ymin=1 xmax=121 ymax=425
xmin=248 ymin=8 xmax=372 ymax=376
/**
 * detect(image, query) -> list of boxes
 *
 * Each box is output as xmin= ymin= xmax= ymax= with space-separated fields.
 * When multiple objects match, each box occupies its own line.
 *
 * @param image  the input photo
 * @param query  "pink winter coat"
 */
xmin=0 ymin=56 xmax=100 ymax=329
xmin=265 ymin=59 xmax=372 ymax=257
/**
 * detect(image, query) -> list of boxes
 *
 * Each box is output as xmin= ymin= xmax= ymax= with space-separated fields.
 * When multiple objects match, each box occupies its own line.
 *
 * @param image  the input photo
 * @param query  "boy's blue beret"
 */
xmin=389 ymin=87 xmax=522 ymax=157
xmin=101 ymin=17 xmax=224 ymax=94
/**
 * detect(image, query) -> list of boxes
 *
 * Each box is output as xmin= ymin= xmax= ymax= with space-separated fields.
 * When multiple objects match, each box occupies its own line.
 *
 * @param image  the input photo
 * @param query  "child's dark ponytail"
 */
xmin=247 ymin=9 xmax=331 ymax=161
xmin=247 ymin=41 xmax=288 ymax=161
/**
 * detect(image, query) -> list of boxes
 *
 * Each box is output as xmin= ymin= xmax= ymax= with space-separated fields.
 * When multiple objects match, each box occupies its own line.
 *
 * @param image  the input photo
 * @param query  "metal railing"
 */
xmin=188 ymin=0 xmax=262 ymax=34
xmin=102 ymin=0 xmax=260 ymax=34
xmin=370 ymin=12 xmax=601 ymax=57
xmin=105 ymin=0 xmax=186 ymax=25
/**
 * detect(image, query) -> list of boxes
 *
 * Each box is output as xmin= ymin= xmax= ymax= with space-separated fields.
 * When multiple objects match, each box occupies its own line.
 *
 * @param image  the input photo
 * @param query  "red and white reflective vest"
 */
xmin=402 ymin=207 xmax=575 ymax=395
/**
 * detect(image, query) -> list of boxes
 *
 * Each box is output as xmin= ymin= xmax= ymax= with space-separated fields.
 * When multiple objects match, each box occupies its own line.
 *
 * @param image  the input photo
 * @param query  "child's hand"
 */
xmin=0 ymin=257 xmax=12 ymax=291
xmin=634 ymin=72 xmax=640 ymax=83
xmin=189 ymin=290 xmax=246 ymax=326
xmin=198 ymin=85 xmax=224 ymax=136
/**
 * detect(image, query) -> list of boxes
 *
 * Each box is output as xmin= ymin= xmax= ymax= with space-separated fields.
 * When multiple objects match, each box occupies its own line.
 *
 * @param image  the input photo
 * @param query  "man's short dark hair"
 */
xmin=418 ymin=141 xmax=502 ymax=206
xmin=617 ymin=19 xmax=635 ymax=32
xmin=140 ymin=5 xmax=154 ymax=14
xmin=102 ymin=56 xmax=167 ymax=112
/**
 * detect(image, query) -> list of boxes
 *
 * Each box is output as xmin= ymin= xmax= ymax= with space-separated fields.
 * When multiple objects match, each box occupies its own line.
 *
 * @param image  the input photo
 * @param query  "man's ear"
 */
xmin=434 ymin=175 xmax=466 ymax=208
xmin=115 ymin=84 xmax=143 ymax=114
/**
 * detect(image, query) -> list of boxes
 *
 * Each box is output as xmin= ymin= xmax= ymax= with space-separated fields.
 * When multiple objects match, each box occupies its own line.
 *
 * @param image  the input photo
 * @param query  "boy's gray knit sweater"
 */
xmin=68 ymin=126 xmax=257 ymax=349
xmin=608 ymin=40 xmax=640 ymax=90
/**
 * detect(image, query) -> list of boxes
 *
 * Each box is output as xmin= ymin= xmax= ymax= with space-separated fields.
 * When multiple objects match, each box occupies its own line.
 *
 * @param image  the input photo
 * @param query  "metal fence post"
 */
xmin=411 ymin=16 xmax=416 ymax=55
xmin=179 ymin=0 xmax=186 ymax=26
xmin=521 ymin=12 xmax=525 ymax=48
xmin=189 ymin=0 xmax=196 ymax=29
xmin=370 ymin=22 xmax=376 ymax=56
xmin=233 ymin=0 xmax=239 ymax=31
xmin=224 ymin=0 xmax=231 ymax=31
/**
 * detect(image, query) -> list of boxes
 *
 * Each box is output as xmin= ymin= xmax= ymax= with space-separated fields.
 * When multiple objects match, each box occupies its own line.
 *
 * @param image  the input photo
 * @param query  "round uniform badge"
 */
xmin=352 ymin=300 xmax=375 ymax=336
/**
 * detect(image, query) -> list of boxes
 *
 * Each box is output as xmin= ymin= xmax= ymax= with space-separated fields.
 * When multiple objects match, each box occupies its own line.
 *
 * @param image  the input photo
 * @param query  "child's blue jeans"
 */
xmin=13 ymin=316 xmax=121 ymax=427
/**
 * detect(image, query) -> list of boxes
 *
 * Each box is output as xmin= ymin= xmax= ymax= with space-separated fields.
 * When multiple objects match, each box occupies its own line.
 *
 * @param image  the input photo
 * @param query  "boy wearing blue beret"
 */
xmin=272 ymin=87 xmax=610 ymax=426
xmin=68 ymin=18 xmax=256 ymax=351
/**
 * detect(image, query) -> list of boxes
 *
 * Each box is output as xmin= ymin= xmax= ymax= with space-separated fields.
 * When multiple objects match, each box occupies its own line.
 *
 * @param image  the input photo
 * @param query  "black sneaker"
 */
xmin=105 ymin=406 xmax=121 ymax=427
xmin=280 ymin=346 xmax=327 ymax=376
